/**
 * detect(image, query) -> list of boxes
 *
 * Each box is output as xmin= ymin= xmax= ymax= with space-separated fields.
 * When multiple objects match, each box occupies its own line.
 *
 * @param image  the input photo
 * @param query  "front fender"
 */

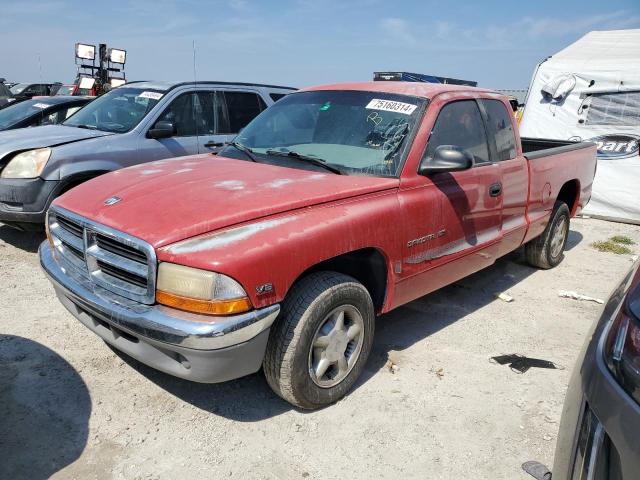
xmin=54 ymin=160 xmax=124 ymax=181
xmin=157 ymin=191 xmax=402 ymax=310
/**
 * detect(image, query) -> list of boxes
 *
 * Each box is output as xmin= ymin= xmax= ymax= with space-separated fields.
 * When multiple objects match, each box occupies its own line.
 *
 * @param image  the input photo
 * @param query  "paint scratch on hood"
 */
xmin=264 ymin=178 xmax=294 ymax=188
xmin=165 ymin=216 xmax=295 ymax=254
xmin=214 ymin=180 xmax=246 ymax=191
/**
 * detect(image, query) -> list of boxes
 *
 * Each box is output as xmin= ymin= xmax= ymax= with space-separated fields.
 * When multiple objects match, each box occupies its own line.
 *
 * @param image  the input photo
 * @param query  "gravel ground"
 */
xmin=1 ymin=217 xmax=639 ymax=480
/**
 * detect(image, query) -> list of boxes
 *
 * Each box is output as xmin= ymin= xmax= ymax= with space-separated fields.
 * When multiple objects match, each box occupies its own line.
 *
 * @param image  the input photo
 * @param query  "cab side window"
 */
xmin=31 ymin=84 xmax=48 ymax=96
xmin=39 ymin=110 xmax=60 ymax=126
xmin=424 ymin=100 xmax=490 ymax=164
xmin=37 ymin=106 xmax=73 ymax=126
xmin=64 ymin=106 xmax=82 ymax=120
xmin=221 ymin=92 xmax=267 ymax=134
xmin=481 ymin=99 xmax=517 ymax=161
xmin=156 ymin=92 xmax=215 ymax=136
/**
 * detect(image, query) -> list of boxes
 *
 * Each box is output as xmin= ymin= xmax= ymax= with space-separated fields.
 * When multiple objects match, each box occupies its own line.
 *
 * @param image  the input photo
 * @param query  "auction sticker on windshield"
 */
xmin=366 ymin=99 xmax=417 ymax=115
xmin=138 ymin=91 xmax=163 ymax=100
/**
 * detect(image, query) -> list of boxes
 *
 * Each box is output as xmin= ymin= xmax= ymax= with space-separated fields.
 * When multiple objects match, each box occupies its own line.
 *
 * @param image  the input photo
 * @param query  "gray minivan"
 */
xmin=0 ymin=81 xmax=295 ymax=229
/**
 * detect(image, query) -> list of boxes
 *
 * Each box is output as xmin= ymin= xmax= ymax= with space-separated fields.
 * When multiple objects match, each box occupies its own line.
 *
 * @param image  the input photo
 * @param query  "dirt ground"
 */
xmin=1 ymin=217 xmax=639 ymax=480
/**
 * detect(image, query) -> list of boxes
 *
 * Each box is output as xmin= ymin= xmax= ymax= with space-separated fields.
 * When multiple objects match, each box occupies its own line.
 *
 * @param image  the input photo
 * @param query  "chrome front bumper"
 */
xmin=39 ymin=241 xmax=280 ymax=382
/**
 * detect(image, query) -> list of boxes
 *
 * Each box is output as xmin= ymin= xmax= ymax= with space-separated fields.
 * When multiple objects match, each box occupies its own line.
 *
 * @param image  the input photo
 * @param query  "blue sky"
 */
xmin=1 ymin=0 xmax=639 ymax=89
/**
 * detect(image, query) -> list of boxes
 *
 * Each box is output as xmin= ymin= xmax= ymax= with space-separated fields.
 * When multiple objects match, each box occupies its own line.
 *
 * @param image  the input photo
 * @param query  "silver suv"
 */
xmin=0 ymin=81 xmax=295 ymax=229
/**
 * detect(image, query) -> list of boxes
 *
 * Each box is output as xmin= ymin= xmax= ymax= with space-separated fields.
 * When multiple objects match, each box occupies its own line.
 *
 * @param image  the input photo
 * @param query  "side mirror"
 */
xmin=418 ymin=145 xmax=474 ymax=176
xmin=147 ymin=121 xmax=175 ymax=139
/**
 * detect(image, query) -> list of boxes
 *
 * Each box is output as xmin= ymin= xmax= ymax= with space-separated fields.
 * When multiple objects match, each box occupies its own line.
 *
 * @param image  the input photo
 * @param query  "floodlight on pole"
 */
xmin=108 ymin=48 xmax=126 ymax=64
xmin=75 ymin=43 xmax=96 ymax=60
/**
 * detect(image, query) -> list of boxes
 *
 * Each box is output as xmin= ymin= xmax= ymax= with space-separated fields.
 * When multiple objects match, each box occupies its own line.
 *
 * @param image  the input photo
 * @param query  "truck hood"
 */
xmin=55 ymin=155 xmax=399 ymax=248
xmin=0 ymin=125 xmax=115 ymax=162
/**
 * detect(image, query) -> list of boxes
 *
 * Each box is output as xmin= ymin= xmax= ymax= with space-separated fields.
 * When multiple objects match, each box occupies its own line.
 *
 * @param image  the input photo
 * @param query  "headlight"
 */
xmin=604 ymin=289 xmax=640 ymax=405
xmin=1 ymin=148 xmax=51 ymax=179
xmin=156 ymin=262 xmax=251 ymax=316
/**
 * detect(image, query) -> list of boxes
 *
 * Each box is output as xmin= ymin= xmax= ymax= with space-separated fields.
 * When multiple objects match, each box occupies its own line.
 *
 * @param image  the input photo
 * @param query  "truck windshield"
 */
xmin=233 ymin=90 xmax=427 ymax=177
xmin=63 ymin=87 xmax=163 ymax=133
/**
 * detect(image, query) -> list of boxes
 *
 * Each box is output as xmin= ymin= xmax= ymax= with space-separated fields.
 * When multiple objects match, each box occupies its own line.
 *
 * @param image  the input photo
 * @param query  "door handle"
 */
xmin=489 ymin=182 xmax=503 ymax=197
xmin=204 ymin=141 xmax=225 ymax=148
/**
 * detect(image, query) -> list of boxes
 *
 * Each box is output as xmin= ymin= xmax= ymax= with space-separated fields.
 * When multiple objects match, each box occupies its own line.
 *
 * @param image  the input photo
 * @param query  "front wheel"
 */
xmin=525 ymin=201 xmax=570 ymax=269
xmin=263 ymin=271 xmax=375 ymax=409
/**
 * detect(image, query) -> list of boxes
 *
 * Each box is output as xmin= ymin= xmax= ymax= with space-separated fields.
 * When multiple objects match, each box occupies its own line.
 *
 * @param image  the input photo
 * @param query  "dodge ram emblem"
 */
xmin=104 ymin=196 xmax=122 ymax=206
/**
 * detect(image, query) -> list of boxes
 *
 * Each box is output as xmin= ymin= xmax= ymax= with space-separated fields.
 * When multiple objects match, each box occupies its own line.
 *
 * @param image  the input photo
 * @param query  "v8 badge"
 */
xmin=256 ymin=283 xmax=274 ymax=295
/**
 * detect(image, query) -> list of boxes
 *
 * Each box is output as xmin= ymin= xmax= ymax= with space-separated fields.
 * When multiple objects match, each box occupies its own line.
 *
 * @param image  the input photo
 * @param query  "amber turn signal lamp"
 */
xmin=45 ymin=214 xmax=54 ymax=249
xmin=156 ymin=290 xmax=251 ymax=316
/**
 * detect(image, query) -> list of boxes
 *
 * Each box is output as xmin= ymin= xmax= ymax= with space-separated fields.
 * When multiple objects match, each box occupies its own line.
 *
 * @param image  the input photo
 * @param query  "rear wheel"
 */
xmin=525 ymin=201 xmax=570 ymax=269
xmin=263 ymin=271 xmax=375 ymax=409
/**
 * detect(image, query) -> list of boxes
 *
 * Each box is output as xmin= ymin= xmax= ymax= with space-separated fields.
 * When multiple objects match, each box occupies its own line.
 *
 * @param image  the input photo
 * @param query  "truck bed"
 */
xmin=521 ymin=137 xmax=595 ymax=160
xmin=521 ymin=137 xmax=598 ymax=244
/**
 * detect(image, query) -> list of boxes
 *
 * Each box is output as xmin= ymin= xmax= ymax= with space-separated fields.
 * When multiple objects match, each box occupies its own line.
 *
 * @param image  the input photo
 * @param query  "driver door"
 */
xmin=397 ymin=99 xmax=503 ymax=302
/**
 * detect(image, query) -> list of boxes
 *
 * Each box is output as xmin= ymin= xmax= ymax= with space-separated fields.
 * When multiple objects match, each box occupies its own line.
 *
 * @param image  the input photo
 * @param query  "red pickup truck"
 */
xmin=40 ymin=82 xmax=597 ymax=409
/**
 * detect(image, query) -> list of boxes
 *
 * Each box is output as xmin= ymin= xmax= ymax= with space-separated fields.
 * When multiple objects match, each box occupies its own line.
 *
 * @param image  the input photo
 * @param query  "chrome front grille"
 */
xmin=48 ymin=206 xmax=157 ymax=304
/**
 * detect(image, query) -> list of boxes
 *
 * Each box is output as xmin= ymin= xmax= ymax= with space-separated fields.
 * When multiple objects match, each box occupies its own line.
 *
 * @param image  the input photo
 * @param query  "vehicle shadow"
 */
xmin=0 ymin=224 xmax=46 ymax=253
xmin=0 ymin=335 xmax=91 ymax=480
xmin=116 ymin=250 xmax=539 ymax=419
xmin=116 ymin=353 xmax=291 ymax=421
xmin=565 ymin=229 xmax=583 ymax=251
xmin=357 ymin=249 xmax=536 ymax=384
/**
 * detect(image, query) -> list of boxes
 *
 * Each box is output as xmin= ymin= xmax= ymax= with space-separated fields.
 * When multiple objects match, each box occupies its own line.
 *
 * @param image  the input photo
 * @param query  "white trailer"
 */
xmin=519 ymin=29 xmax=640 ymax=224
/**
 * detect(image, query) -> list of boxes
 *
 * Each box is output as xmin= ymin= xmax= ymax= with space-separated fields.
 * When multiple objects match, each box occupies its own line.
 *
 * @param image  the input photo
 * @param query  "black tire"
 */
xmin=525 ymin=201 xmax=570 ymax=269
xmin=263 ymin=271 xmax=375 ymax=409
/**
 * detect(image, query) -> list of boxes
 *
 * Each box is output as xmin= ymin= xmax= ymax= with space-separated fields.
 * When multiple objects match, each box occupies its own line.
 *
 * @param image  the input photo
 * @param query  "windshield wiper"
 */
xmin=265 ymin=149 xmax=343 ymax=175
xmin=228 ymin=141 xmax=258 ymax=163
xmin=74 ymin=124 xmax=98 ymax=130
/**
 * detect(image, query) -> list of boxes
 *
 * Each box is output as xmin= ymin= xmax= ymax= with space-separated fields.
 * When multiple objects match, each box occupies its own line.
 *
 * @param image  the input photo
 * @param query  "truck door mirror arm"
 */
xmin=147 ymin=121 xmax=176 ymax=139
xmin=418 ymin=145 xmax=475 ymax=176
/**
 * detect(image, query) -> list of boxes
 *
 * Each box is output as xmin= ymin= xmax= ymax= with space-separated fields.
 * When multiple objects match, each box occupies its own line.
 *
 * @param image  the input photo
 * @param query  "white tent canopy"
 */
xmin=520 ymin=29 xmax=640 ymax=224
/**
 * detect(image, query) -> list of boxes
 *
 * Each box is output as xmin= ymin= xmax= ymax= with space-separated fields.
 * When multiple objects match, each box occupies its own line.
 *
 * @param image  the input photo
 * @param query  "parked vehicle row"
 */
xmin=34 ymin=81 xmax=597 ymax=409
xmin=9 ymin=82 xmax=62 ymax=100
xmin=0 ymin=96 xmax=91 ymax=131
xmin=1 ymin=80 xmax=89 ymax=111
xmin=0 ymin=80 xmax=294 ymax=230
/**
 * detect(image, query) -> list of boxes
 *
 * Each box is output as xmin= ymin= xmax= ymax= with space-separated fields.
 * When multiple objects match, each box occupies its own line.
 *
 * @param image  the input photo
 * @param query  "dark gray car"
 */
xmin=552 ymin=259 xmax=640 ymax=480
xmin=0 ymin=81 xmax=16 ymax=110
xmin=0 ymin=81 xmax=295 ymax=229
xmin=0 ymin=96 xmax=91 ymax=131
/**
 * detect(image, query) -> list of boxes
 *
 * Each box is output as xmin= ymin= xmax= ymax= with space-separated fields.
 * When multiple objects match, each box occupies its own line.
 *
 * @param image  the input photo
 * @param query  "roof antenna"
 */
xmin=192 ymin=40 xmax=197 ymax=87
xmin=192 ymin=39 xmax=200 ymax=149
xmin=38 ymin=53 xmax=43 ymax=83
